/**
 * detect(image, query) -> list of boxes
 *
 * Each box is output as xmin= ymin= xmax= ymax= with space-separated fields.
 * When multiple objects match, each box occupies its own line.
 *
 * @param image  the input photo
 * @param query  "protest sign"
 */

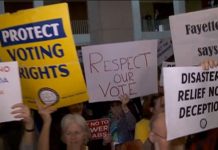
xmin=170 ymin=7 xmax=218 ymax=66
xmin=159 ymin=61 xmax=175 ymax=86
xmin=163 ymin=66 xmax=218 ymax=140
xmin=0 ymin=3 xmax=88 ymax=109
xmin=157 ymin=38 xmax=173 ymax=66
xmin=87 ymin=118 xmax=110 ymax=140
xmin=0 ymin=61 xmax=22 ymax=123
xmin=82 ymin=40 xmax=158 ymax=103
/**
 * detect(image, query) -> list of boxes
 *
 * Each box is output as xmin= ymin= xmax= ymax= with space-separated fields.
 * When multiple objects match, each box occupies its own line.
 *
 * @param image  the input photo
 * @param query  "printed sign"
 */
xmin=159 ymin=61 xmax=175 ymax=86
xmin=163 ymin=66 xmax=218 ymax=140
xmin=0 ymin=61 xmax=22 ymax=123
xmin=170 ymin=7 xmax=218 ymax=66
xmin=82 ymin=40 xmax=158 ymax=103
xmin=87 ymin=118 xmax=110 ymax=140
xmin=157 ymin=38 xmax=173 ymax=66
xmin=0 ymin=3 xmax=88 ymax=109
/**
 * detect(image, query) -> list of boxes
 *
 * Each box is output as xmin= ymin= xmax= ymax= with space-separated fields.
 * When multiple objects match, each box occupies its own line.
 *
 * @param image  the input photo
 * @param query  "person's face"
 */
xmin=110 ymin=104 xmax=122 ymax=118
xmin=63 ymin=122 xmax=86 ymax=147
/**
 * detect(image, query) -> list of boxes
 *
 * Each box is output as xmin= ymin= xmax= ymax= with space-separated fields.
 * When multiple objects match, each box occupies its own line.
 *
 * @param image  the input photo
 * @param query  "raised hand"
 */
xmin=11 ymin=103 xmax=34 ymax=130
xmin=119 ymin=94 xmax=130 ymax=113
xmin=36 ymin=100 xmax=56 ymax=124
xmin=36 ymin=100 xmax=56 ymax=150
xmin=201 ymin=59 xmax=218 ymax=70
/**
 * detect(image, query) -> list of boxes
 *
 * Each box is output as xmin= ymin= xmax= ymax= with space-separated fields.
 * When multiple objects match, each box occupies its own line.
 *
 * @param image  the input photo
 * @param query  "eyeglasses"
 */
xmin=64 ymin=131 xmax=83 ymax=137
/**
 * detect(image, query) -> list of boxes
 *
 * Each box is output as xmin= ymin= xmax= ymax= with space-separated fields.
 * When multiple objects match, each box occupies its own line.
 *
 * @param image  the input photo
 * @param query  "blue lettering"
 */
xmin=19 ymin=64 xmax=69 ymax=80
xmin=6 ymin=43 xmax=64 ymax=61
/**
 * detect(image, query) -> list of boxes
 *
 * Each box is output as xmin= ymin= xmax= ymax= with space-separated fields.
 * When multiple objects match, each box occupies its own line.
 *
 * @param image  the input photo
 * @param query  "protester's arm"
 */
xmin=11 ymin=103 xmax=35 ymax=150
xmin=119 ymin=94 xmax=136 ymax=130
xmin=119 ymin=94 xmax=130 ymax=113
xmin=37 ymin=102 xmax=56 ymax=150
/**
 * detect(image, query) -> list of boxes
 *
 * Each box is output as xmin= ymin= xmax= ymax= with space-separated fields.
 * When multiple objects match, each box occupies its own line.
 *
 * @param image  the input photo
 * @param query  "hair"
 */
xmin=110 ymin=100 xmax=122 ymax=107
xmin=142 ymin=95 xmax=154 ymax=119
xmin=67 ymin=102 xmax=84 ymax=114
xmin=61 ymin=113 xmax=90 ymax=144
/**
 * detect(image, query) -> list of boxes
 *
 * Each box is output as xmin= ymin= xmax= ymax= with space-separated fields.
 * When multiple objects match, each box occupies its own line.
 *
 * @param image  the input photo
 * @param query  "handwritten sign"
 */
xmin=163 ymin=66 xmax=218 ymax=140
xmin=0 ymin=3 xmax=88 ymax=109
xmin=87 ymin=118 xmax=110 ymax=140
xmin=170 ymin=7 xmax=218 ymax=66
xmin=0 ymin=61 xmax=22 ymax=123
xmin=82 ymin=40 xmax=158 ymax=102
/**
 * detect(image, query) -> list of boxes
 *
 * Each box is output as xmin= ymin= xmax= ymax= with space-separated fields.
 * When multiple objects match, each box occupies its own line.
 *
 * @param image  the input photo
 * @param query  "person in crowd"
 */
xmin=11 ymin=103 xmax=36 ymax=150
xmin=186 ymin=128 xmax=218 ymax=150
xmin=85 ymin=101 xmax=111 ymax=150
xmin=127 ymin=97 xmax=143 ymax=122
xmin=0 ymin=102 xmax=37 ymax=150
xmin=134 ymin=95 xmax=153 ymax=143
xmin=49 ymin=102 xmax=87 ymax=150
xmin=61 ymin=114 xmax=90 ymax=150
xmin=149 ymin=112 xmax=170 ymax=150
xmin=134 ymin=91 xmax=165 ymax=150
xmin=37 ymin=100 xmax=90 ymax=150
xmin=103 ymin=94 xmax=136 ymax=149
xmin=37 ymin=102 xmax=56 ymax=150
xmin=67 ymin=102 xmax=84 ymax=115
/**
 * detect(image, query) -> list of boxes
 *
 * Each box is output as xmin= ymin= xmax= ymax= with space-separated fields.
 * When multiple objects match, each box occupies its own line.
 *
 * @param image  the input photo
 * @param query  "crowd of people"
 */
xmin=1 ymin=59 xmax=218 ymax=150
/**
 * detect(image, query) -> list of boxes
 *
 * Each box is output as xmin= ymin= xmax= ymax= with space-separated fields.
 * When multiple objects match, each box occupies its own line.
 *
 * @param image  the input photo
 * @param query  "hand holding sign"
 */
xmin=201 ymin=59 xmax=218 ymax=70
xmin=0 ymin=62 xmax=22 ymax=123
xmin=36 ymin=99 xmax=56 ymax=150
xmin=11 ymin=103 xmax=34 ymax=130
xmin=36 ymin=100 xmax=56 ymax=124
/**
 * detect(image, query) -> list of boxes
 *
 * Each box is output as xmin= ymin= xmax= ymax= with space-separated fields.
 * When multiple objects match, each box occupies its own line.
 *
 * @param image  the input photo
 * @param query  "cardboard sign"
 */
xmin=0 ymin=3 xmax=88 ymax=109
xmin=157 ymin=38 xmax=173 ymax=66
xmin=163 ymin=66 xmax=218 ymax=140
xmin=0 ymin=61 xmax=22 ymax=123
xmin=87 ymin=118 xmax=110 ymax=140
xmin=82 ymin=40 xmax=158 ymax=103
xmin=170 ymin=7 xmax=218 ymax=66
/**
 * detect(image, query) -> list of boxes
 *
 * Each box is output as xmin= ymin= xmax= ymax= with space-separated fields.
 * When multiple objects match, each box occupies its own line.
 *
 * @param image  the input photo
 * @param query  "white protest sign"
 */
xmin=0 ymin=61 xmax=22 ymax=123
xmin=159 ymin=61 xmax=175 ymax=86
xmin=157 ymin=38 xmax=173 ymax=66
xmin=170 ymin=7 xmax=218 ymax=66
xmin=163 ymin=66 xmax=218 ymax=140
xmin=82 ymin=40 xmax=158 ymax=103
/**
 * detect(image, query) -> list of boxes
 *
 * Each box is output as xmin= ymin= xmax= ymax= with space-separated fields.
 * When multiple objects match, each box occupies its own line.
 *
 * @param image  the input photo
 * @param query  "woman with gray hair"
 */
xmin=37 ymin=103 xmax=90 ymax=150
xmin=61 ymin=114 xmax=90 ymax=150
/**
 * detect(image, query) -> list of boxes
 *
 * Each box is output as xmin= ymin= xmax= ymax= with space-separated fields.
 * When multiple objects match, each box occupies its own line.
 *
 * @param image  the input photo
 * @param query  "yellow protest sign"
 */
xmin=0 ymin=3 xmax=89 ymax=109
